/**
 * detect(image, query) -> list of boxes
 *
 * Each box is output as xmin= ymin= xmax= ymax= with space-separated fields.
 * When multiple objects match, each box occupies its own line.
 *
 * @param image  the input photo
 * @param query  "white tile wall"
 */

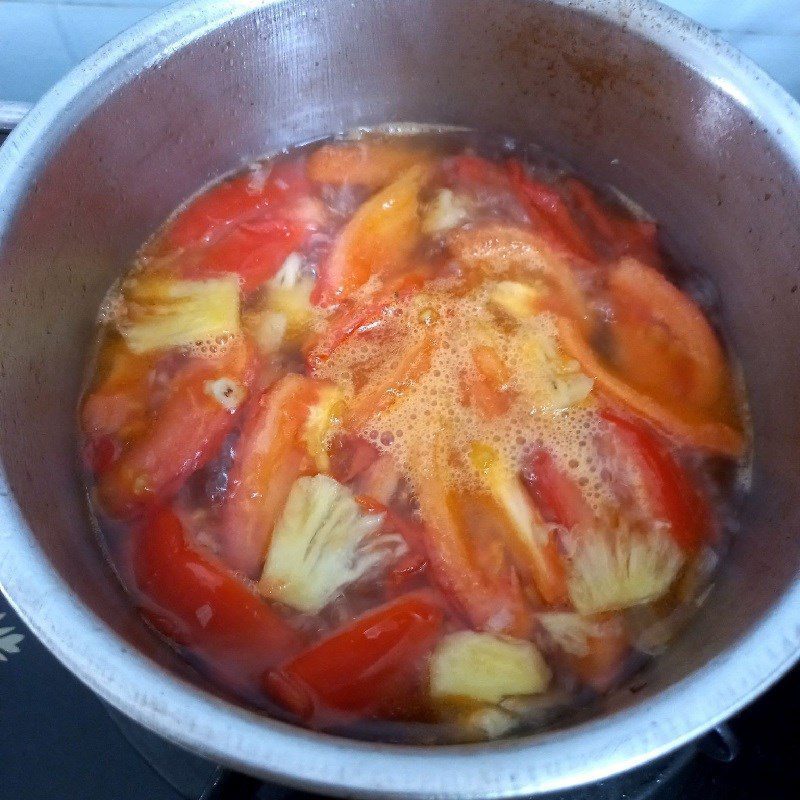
xmin=1 ymin=0 xmax=800 ymax=105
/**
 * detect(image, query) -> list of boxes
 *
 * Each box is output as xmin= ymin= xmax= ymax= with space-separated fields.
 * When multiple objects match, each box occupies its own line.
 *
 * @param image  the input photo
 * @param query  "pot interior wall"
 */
xmin=1 ymin=0 xmax=799 ymax=740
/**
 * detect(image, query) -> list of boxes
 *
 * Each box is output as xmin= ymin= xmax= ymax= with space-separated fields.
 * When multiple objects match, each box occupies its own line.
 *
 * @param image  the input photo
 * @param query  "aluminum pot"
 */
xmin=1 ymin=0 xmax=800 ymax=796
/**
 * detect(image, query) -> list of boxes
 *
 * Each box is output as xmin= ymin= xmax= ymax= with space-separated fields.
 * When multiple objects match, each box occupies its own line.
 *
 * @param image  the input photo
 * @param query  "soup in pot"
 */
xmin=79 ymin=131 xmax=748 ymax=742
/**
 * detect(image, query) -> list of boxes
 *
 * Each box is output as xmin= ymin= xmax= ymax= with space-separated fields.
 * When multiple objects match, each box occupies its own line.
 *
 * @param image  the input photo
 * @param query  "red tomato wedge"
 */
xmin=506 ymin=159 xmax=597 ymax=262
xmin=306 ymin=271 xmax=426 ymax=370
xmin=567 ymin=179 xmax=659 ymax=266
xmin=522 ymin=448 xmax=596 ymax=531
xmin=308 ymin=140 xmax=433 ymax=189
xmin=410 ymin=433 xmax=531 ymax=636
xmin=312 ymin=164 xmax=430 ymax=306
xmin=265 ymin=593 xmax=443 ymax=722
xmin=460 ymin=345 xmax=515 ymax=418
xmin=557 ymin=315 xmax=744 ymax=458
xmin=97 ymin=340 xmax=254 ymax=519
xmin=572 ymin=615 xmax=630 ymax=692
xmin=601 ymin=411 xmax=713 ymax=551
xmin=190 ymin=218 xmax=307 ymax=295
xmin=347 ymin=335 xmax=433 ymax=431
xmin=444 ymin=153 xmax=510 ymax=191
xmin=220 ymin=374 xmax=325 ymax=578
xmin=81 ymin=336 xmax=154 ymax=443
xmin=166 ymin=161 xmax=312 ymax=249
xmin=132 ymin=507 xmax=303 ymax=692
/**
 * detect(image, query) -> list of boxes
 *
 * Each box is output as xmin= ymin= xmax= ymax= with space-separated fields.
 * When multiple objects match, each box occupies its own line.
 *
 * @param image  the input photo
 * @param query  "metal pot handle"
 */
xmin=0 ymin=101 xmax=31 ymax=133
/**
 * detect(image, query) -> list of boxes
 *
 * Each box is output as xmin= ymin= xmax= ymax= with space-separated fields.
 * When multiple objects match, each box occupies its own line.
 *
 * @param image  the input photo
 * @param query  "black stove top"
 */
xmin=2 ymin=590 xmax=799 ymax=800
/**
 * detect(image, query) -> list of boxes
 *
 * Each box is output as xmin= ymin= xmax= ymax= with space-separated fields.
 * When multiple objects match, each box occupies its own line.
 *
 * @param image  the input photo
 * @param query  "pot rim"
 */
xmin=2 ymin=1 xmax=800 ymax=796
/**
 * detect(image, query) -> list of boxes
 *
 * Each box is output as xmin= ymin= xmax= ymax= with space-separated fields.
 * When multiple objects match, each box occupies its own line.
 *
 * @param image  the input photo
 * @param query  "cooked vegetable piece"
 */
xmin=266 ymin=593 xmax=443 ymax=721
xmin=98 ymin=338 xmax=252 ymax=518
xmin=192 ymin=218 xmax=307 ymax=295
xmin=557 ymin=316 xmax=744 ymax=456
xmin=522 ymin=448 xmax=596 ymax=530
xmin=306 ymin=271 xmax=426 ymax=369
xmin=506 ymin=160 xmax=597 ymax=262
xmin=347 ymin=334 xmax=433 ymax=430
xmin=410 ymin=432 xmax=530 ymax=636
xmin=259 ymin=475 xmax=404 ymax=613
xmin=608 ymin=258 xmax=728 ymax=410
xmin=470 ymin=443 xmax=568 ymax=604
xmin=312 ymin=164 xmax=430 ymax=305
xmin=166 ymin=160 xmax=311 ymax=249
xmin=430 ymin=631 xmax=551 ymax=704
xmin=133 ymin=507 xmax=304 ymax=691
xmin=81 ymin=335 xmax=154 ymax=442
xmin=422 ymin=189 xmax=471 ymax=235
xmin=565 ymin=520 xmax=684 ymax=615
xmin=220 ymin=374 xmax=328 ymax=577
xmin=602 ymin=411 xmax=713 ymax=551
xmin=449 ymin=224 xmax=589 ymax=327
xmin=308 ymin=140 xmax=431 ymax=188
xmin=117 ymin=272 xmax=240 ymax=354
xmin=567 ymin=179 xmax=659 ymax=266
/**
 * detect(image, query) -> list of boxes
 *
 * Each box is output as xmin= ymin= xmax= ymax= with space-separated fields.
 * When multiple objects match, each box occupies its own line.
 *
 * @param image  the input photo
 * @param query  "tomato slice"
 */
xmin=312 ymin=164 xmax=430 ymax=306
xmin=522 ymin=448 xmax=596 ymax=530
xmin=567 ymin=179 xmax=659 ymax=266
xmin=306 ymin=271 xmax=426 ymax=370
xmin=460 ymin=345 xmax=515 ymax=418
xmin=220 ymin=374 xmax=324 ymax=577
xmin=132 ymin=507 xmax=304 ymax=692
xmin=601 ymin=411 xmax=713 ymax=551
xmin=557 ymin=315 xmax=744 ymax=457
xmin=166 ymin=161 xmax=312 ymax=249
xmin=410 ymin=433 xmax=531 ymax=635
xmin=308 ymin=140 xmax=432 ymax=189
xmin=265 ymin=593 xmax=443 ymax=722
xmin=572 ymin=615 xmax=630 ymax=692
xmin=444 ymin=154 xmax=510 ymax=191
xmin=506 ymin=160 xmax=597 ymax=262
xmin=347 ymin=334 xmax=433 ymax=431
xmin=189 ymin=218 xmax=307 ymax=295
xmin=97 ymin=340 xmax=254 ymax=519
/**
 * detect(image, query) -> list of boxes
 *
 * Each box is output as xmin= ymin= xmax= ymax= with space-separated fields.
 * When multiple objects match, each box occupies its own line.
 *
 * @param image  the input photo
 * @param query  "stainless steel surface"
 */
xmin=0 ymin=100 xmax=31 ymax=131
xmin=1 ymin=0 xmax=799 ymax=796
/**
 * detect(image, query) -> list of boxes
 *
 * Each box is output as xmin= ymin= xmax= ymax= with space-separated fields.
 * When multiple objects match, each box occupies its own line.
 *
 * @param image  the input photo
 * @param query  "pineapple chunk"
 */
xmin=302 ymin=384 xmax=346 ymax=471
xmin=259 ymin=475 xmax=404 ymax=613
xmin=430 ymin=631 xmax=551 ymax=705
xmin=520 ymin=325 xmax=594 ymax=412
xmin=489 ymin=280 xmax=546 ymax=320
xmin=247 ymin=252 xmax=315 ymax=353
xmin=537 ymin=612 xmax=603 ymax=657
xmin=118 ymin=272 xmax=240 ymax=354
xmin=422 ymin=189 xmax=471 ymax=235
xmin=565 ymin=521 xmax=684 ymax=615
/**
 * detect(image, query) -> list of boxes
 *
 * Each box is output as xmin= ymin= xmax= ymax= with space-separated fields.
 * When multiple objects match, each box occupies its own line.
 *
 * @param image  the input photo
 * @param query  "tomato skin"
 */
xmin=444 ymin=154 xmax=510 ymax=190
xmin=190 ymin=218 xmax=307 ymax=294
xmin=133 ymin=507 xmax=304 ymax=691
xmin=167 ymin=161 xmax=311 ymax=249
xmin=522 ymin=448 xmax=595 ymax=530
xmin=306 ymin=271 xmax=426 ymax=370
xmin=265 ymin=593 xmax=443 ymax=722
xmin=220 ymin=374 xmax=323 ymax=578
xmin=506 ymin=160 xmax=597 ymax=262
xmin=566 ymin=179 xmax=659 ymax=266
xmin=601 ymin=411 xmax=712 ymax=551
xmin=97 ymin=341 xmax=254 ymax=519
